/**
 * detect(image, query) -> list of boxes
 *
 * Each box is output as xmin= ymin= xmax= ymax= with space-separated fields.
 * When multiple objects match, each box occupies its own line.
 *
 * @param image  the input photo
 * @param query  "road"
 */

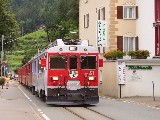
xmin=18 ymin=82 xmax=160 ymax=120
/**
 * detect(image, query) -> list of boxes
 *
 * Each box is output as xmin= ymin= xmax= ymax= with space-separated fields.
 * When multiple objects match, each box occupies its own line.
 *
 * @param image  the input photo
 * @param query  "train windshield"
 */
xmin=81 ymin=56 xmax=96 ymax=69
xmin=70 ymin=56 xmax=77 ymax=69
xmin=50 ymin=56 xmax=67 ymax=69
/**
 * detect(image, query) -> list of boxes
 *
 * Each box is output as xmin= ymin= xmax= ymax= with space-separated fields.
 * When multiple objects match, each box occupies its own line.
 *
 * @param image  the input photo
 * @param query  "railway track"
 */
xmin=64 ymin=106 xmax=114 ymax=120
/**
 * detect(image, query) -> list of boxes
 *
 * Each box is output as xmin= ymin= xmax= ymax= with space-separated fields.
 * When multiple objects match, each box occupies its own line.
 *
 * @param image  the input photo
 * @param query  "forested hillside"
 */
xmin=11 ymin=0 xmax=79 ymax=42
xmin=1 ymin=0 xmax=79 ymax=73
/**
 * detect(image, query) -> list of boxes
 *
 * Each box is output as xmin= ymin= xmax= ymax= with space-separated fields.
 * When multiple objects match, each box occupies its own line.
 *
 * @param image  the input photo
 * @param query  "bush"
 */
xmin=0 ymin=77 xmax=6 ymax=85
xmin=103 ymin=50 xmax=126 ymax=60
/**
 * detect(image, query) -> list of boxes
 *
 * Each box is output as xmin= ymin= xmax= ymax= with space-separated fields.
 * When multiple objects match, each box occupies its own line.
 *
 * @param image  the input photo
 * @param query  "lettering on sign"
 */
xmin=118 ymin=62 xmax=126 ymax=84
xmin=96 ymin=20 xmax=107 ymax=47
xmin=128 ymin=66 xmax=152 ymax=70
xmin=130 ymin=70 xmax=142 ymax=81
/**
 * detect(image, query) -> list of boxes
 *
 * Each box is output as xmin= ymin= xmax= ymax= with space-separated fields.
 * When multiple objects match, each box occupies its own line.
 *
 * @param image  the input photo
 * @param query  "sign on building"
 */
xmin=96 ymin=20 xmax=107 ymax=47
xmin=117 ymin=62 xmax=126 ymax=84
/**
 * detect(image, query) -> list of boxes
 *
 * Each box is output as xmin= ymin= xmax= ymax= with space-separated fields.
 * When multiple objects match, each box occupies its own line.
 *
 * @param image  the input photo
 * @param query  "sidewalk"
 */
xmin=0 ymin=80 xmax=42 ymax=120
xmin=121 ymin=96 xmax=160 ymax=108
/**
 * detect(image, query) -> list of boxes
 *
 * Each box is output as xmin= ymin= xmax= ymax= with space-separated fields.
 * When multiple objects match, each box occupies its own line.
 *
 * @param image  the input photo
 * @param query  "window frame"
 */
xmin=84 ymin=13 xmax=89 ymax=28
xmin=123 ymin=6 xmax=136 ymax=19
xmin=123 ymin=36 xmax=136 ymax=53
xmin=80 ymin=55 xmax=97 ymax=70
xmin=49 ymin=56 xmax=67 ymax=70
xmin=98 ymin=7 xmax=105 ymax=20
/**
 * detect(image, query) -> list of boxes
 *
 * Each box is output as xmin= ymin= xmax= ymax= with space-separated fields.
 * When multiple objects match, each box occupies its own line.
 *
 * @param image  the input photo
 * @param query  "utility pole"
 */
xmin=1 ymin=35 xmax=4 ymax=77
xmin=34 ymin=40 xmax=39 ymax=54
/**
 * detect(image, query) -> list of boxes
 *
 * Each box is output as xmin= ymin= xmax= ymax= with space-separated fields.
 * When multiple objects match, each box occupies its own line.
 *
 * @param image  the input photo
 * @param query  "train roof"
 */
xmin=47 ymin=39 xmax=98 ymax=53
xmin=25 ymin=39 xmax=98 ymax=64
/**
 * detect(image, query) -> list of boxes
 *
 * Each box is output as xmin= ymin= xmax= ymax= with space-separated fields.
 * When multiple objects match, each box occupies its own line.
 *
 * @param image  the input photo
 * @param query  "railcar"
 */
xmin=18 ymin=39 xmax=103 ymax=105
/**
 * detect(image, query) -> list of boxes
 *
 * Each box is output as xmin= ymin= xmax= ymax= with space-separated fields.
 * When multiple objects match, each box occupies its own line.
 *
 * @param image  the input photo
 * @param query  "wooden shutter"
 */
xmin=117 ymin=36 xmax=123 ymax=51
xmin=84 ymin=15 xmax=85 ymax=28
xmin=87 ymin=14 xmax=89 ymax=27
xmin=136 ymin=6 xmax=138 ymax=19
xmin=98 ymin=9 xmax=100 ymax=20
xmin=117 ymin=6 xmax=123 ymax=19
xmin=135 ymin=36 xmax=139 ymax=50
xmin=102 ymin=7 xmax=105 ymax=20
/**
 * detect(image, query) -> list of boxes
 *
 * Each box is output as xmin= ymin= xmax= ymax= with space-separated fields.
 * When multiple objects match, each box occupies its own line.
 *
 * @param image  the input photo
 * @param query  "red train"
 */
xmin=18 ymin=39 xmax=103 ymax=105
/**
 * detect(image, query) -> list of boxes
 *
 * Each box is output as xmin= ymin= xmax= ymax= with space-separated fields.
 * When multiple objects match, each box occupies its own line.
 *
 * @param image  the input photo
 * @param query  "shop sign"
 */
xmin=128 ymin=66 xmax=152 ymax=70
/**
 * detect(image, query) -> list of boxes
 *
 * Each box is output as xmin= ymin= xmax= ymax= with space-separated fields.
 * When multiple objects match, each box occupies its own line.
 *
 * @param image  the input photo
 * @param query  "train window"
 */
xmin=81 ymin=56 xmax=96 ymax=69
xmin=70 ymin=56 xmax=77 ymax=69
xmin=32 ymin=61 xmax=36 ymax=73
xmin=50 ymin=56 xmax=67 ymax=69
xmin=38 ymin=61 xmax=44 ymax=73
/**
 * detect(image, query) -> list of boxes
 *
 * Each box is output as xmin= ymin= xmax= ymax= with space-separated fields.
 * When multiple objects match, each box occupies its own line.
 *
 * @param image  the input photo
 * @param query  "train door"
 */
xmin=66 ymin=54 xmax=80 ymax=90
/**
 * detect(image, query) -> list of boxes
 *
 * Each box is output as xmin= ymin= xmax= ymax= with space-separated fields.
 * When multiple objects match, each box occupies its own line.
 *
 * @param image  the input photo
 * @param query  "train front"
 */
xmin=45 ymin=40 xmax=102 ymax=105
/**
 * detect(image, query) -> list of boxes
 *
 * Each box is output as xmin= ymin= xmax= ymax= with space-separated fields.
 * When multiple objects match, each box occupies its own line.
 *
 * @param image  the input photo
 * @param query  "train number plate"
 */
xmin=67 ymin=80 xmax=80 ymax=90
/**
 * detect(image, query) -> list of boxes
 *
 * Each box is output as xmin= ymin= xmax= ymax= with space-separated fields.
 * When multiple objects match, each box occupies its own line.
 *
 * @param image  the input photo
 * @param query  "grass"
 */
xmin=6 ymin=29 xmax=48 ymax=72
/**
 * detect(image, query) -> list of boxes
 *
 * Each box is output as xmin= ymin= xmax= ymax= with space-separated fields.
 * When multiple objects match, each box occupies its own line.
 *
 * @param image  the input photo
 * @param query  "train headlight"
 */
xmin=88 ymin=76 xmax=95 ymax=81
xmin=52 ymin=76 xmax=58 ymax=81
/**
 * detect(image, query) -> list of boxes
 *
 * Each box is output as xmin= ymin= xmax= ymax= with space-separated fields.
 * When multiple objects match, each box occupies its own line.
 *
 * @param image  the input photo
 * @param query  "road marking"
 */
xmin=18 ymin=86 xmax=30 ymax=100
xmin=18 ymin=86 xmax=51 ymax=120
xmin=41 ymin=114 xmax=51 ymax=120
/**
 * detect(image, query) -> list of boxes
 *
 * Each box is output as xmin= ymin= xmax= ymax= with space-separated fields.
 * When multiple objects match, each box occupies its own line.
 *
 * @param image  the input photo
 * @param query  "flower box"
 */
xmin=128 ymin=50 xmax=150 ymax=59
xmin=103 ymin=50 xmax=126 ymax=60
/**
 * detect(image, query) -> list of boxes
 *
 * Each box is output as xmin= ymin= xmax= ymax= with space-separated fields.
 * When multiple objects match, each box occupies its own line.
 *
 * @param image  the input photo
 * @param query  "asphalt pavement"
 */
xmin=0 ymin=80 xmax=43 ymax=120
xmin=0 ymin=80 xmax=160 ymax=120
xmin=120 ymin=96 xmax=160 ymax=108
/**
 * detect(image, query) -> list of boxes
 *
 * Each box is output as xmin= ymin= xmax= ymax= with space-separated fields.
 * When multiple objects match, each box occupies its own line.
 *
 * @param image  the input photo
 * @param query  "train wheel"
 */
xmin=32 ymin=86 xmax=35 ymax=95
xmin=39 ymin=90 xmax=43 ymax=98
xmin=42 ymin=90 xmax=46 ymax=101
xmin=42 ymin=95 xmax=46 ymax=101
xmin=36 ymin=91 xmax=39 ymax=97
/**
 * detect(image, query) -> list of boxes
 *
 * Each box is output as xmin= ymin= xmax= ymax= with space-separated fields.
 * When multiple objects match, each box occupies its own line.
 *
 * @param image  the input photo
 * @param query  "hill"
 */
xmin=6 ymin=29 xmax=48 ymax=73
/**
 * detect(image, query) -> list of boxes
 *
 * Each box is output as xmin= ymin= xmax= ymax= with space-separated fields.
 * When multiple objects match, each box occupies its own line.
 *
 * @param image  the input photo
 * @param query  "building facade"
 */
xmin=79 ymin=0 xmax=160 ymax=97
xmin=154 ymin=0 xmax=160 ymax=56
xmin=79 ymin=0 xmax=156 ymax=58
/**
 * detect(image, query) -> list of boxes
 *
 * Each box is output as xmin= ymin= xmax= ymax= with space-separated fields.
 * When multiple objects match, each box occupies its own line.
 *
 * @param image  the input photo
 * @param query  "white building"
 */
xmin=79 ymin=0 xmax=160 ymax=98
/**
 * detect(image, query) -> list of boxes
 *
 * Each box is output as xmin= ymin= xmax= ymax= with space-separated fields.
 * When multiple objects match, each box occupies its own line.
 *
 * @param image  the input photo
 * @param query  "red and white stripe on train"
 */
xmin=18 ymin=39 xmax=103 ymax=105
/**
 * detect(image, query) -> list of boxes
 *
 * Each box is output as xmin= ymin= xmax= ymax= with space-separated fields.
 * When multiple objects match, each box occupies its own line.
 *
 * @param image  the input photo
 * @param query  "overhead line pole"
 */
xmin=1 ymin=35 xmax=4 ymax=77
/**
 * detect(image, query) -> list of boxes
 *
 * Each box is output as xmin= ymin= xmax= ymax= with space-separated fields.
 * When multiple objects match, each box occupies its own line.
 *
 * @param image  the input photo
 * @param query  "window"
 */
xmin=123 ymin=37 xmax=135 ymax=52
xmin=38 ymin=60 xmax=44 ymax=73
xmin=50 ymin=56 xmax=67 ymax=69
xmin=124 ymin=6 xmax=136 ymax=19
xmin=84 ymin=13 xmax=89 ymax=28
xmin=32 ymin=61 xmax=36 ymax=74
xmin=98 ymin=7 xmax=105 ymax=20
xmin=70 ymin=56 xmax=77 ymax=69
xmin=81 ymin=56 xmax=96 ymax=69
xmin=117 ymin=36 xmax=139 ymax=52
xmin=117 ymin=6 xmax=138 ymax=19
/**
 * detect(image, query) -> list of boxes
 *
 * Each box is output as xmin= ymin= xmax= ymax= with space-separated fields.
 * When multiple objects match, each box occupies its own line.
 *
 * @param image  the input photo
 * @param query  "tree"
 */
xmin=0 ymin=0 xmax=19 ymax=51
xmin=44 ymin=0 xmax=79 ymax=42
